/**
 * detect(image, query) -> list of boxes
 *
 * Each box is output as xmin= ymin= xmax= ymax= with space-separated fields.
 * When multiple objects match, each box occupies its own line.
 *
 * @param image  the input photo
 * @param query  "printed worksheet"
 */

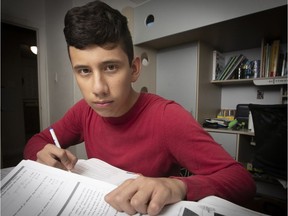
xmin=1 ymin=160 xmax=129 ymax=216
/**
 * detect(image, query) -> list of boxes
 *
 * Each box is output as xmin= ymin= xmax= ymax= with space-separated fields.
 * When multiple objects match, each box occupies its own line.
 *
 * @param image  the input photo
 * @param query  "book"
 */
xmin=71 ymin=158 xmax=139 ymax=186
xmin=260 ymin=39 xmax=284 ymax=78
xmin=223 ymin=55 xmax=247 ymax=80
xmin=268 ymin=40 xmax=280 ymax=77
xmin=264 ymin=43 xmax=271 ymax=77
xmin=260 ymin=38 xmax=266 ymax=78
xmin=276 ymin=53 xmax=284 ymax=77
xmin=281 ymin=52 xmax=287 ymax=77
xmin=217 ymin=55 xmax=237 ymax=80
xmin=212 ymin=50 xmax=225 ymax=81
xmin=205 ymin=118 xmax=230 ymax=127
xmin=1 ymin=159 xmax=268 ymax=216
xmin=217 ymin=54 xmax=247 ymax=80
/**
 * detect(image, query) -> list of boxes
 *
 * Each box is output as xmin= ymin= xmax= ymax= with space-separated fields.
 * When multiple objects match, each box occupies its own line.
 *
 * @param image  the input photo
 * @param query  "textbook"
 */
xmin=1 ymin=159 xmax=268 ymax=216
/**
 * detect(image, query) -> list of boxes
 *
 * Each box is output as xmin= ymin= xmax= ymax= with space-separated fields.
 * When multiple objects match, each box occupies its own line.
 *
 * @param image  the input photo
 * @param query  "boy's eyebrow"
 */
xmin=73 ymin=64 xmax=88 ymax=70
xmin=73 ymin=60 xmax=123 ymax=69
xmin=101 ymin=59 xmax=123 ymax=65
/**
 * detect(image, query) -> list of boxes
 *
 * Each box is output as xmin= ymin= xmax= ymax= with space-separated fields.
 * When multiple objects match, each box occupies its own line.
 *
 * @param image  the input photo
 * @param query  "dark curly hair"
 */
xmin=63 ymin=0 xmax=134 ymax=65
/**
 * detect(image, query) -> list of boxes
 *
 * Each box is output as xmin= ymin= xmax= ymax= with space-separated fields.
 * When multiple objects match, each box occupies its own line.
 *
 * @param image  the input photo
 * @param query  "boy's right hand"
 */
xmin=36 ymin=144 xmax=78 ymax=171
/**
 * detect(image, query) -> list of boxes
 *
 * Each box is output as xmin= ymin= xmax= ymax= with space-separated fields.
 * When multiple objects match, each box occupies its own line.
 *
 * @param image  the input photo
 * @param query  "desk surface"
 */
xmin=205 ymin=128 xmax=254 ymax=136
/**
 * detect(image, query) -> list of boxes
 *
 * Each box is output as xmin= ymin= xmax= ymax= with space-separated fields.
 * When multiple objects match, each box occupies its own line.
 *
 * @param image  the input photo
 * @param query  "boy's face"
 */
xmin=69 ymin=44 xmax=140 ymax=117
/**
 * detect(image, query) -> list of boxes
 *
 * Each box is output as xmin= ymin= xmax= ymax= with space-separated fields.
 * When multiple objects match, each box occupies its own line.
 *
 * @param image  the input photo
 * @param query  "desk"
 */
xmin=205 ymin=128 xmax=254 ymax=163
xmin=205 ymin=128 xmax=254 ymax=136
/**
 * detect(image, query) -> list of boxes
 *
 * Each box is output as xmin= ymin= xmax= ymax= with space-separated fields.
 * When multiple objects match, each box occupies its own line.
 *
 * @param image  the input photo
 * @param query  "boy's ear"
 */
xmin=131 ymin=57 xmax=141 ymax=82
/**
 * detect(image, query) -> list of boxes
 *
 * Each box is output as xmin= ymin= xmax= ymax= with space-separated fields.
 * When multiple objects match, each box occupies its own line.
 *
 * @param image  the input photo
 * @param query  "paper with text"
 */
xmin=1 ymin=160 xmax=129 ymax=216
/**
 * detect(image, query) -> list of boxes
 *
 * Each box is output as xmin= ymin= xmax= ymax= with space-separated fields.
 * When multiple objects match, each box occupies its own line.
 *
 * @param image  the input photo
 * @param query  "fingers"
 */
xmin=105 ymin=176 xmax=165 ymax=215
xmin=60 ymin=149 xmax=78 ymax=170
xmin=104 ymin=176 xmax=186 ymax=215
xmin=36 ymin=144 xmax=77 ymax=170
xmin=146 ymin=187 xmax=169 ymax=215
xmin=130 ymin=187 xmax=151 ymax=214
xmin=105 ymin=179 xmax=139 ymax=215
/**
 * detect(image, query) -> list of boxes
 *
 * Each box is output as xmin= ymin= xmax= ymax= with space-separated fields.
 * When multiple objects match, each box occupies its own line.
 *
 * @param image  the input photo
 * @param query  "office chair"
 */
xmin=249 ymin=103 xmax=287 ymax=180
xmin=248 ymin=103 xmax=287 ymax=216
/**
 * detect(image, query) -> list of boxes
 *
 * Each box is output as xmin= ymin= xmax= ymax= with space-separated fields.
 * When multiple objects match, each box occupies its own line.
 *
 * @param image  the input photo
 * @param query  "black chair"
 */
xmin=249 ymin=104 xmax=287 ymax=180
xmin=248 ymin=103 xmax=287 ymax=216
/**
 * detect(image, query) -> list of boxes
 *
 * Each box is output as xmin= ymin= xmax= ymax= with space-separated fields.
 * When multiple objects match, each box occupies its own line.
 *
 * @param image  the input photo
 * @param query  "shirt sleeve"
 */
xmin=162 ymin=103 xmax=256 ymax=205
xmin=23 ymin=100 xmax=86 ymax=160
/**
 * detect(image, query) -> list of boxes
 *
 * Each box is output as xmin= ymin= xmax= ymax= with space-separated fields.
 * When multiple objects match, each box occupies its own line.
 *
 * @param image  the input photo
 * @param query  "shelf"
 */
xmin=211 ymin=77 xmax=287 ymax=86
xmin=134 ymin=6 xmax=287 ymax=52
xmin=253 ymin=77 xmax=287 ymax=86
xmin=211 ymin=79 xmax=253 ymax=85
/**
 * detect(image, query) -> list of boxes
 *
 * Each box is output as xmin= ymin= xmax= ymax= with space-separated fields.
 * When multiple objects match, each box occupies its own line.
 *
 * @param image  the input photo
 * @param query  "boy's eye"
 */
xmin=105 ymin=64 xmax=118 ymax=72
xmin=78 ymin=68 xmax=91 ymax=76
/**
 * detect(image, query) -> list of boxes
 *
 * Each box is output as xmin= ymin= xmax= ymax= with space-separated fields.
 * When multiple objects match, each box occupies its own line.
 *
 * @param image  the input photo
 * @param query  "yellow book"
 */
xmin=269 ymin=40 xmax=280 ymax=77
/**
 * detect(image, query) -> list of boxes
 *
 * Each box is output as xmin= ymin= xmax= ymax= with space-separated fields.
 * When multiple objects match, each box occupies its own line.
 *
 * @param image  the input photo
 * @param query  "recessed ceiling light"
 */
xmin=30 ymin=46 xmax=38 ymax=55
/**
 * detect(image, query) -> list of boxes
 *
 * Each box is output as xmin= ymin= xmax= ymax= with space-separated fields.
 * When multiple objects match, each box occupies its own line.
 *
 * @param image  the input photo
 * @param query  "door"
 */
xmin=1 ymin=22 xmax=40 ymax=168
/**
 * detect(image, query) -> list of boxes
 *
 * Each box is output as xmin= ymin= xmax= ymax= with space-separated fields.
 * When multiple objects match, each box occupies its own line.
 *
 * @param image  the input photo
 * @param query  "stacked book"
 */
xmin=215 ymin=54 xmax=248 ymax=80
xmin=203 ymin=118 xmax=230 ymax=129
xmin=260 ymin=39 xmax=287 ymax=78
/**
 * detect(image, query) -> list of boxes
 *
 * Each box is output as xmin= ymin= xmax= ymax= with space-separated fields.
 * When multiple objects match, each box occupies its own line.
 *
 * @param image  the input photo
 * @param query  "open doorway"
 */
xmin=1 ymin=22 xmax=40 ymax=168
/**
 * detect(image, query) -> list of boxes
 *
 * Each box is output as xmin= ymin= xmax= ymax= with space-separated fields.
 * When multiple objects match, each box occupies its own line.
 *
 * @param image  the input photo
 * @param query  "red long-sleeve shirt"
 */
xmin=24 ymin=93 xmax=255 ymax=204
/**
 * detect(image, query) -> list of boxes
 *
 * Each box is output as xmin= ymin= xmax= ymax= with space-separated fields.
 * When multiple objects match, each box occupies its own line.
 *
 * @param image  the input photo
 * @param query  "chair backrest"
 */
xmin=249 ymin=104 xmax=287 ymax=180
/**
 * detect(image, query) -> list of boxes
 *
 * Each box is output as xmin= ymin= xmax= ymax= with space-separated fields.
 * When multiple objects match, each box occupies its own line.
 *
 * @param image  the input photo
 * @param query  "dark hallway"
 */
xmin=1 ymin=22 xmax=40 ymax=168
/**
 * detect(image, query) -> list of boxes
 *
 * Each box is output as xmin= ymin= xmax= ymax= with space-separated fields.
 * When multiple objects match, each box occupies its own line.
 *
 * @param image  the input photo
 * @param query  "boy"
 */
xmin=24 ymin=1 xmax=255 ymax=215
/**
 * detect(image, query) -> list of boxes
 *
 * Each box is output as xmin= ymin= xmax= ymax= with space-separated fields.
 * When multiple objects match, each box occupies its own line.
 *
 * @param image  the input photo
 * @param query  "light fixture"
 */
xmin=30 ymin=46 xmax=38 ymax=55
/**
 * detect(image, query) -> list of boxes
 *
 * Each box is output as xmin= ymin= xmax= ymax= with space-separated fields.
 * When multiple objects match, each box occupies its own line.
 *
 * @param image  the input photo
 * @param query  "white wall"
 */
xmin=45 ymin=0 xmax=74 ymax=123
xmin=221 ymin=86 xmax=282 ymax=109
xmin=157 ymin=43 xmax=198 ymax=114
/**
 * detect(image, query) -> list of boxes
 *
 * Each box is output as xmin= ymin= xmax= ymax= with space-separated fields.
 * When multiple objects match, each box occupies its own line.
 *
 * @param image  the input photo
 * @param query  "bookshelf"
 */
xmin=211 ymin=42 xmax=287 ymax=82
xmin=131 ymin=2 xmax=287 ymax=166
xmin=211 ymin=76 xmax=287 ymax=86
xmin=211 ymin=78 xmax=255 ymax=85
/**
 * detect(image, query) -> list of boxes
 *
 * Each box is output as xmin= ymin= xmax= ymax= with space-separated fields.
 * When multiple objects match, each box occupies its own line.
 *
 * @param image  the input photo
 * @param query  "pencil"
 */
xmin=49 ymin=127 xmax=72 ymax=172
xmin=49 ymin=128 xmax=61 ymax=149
